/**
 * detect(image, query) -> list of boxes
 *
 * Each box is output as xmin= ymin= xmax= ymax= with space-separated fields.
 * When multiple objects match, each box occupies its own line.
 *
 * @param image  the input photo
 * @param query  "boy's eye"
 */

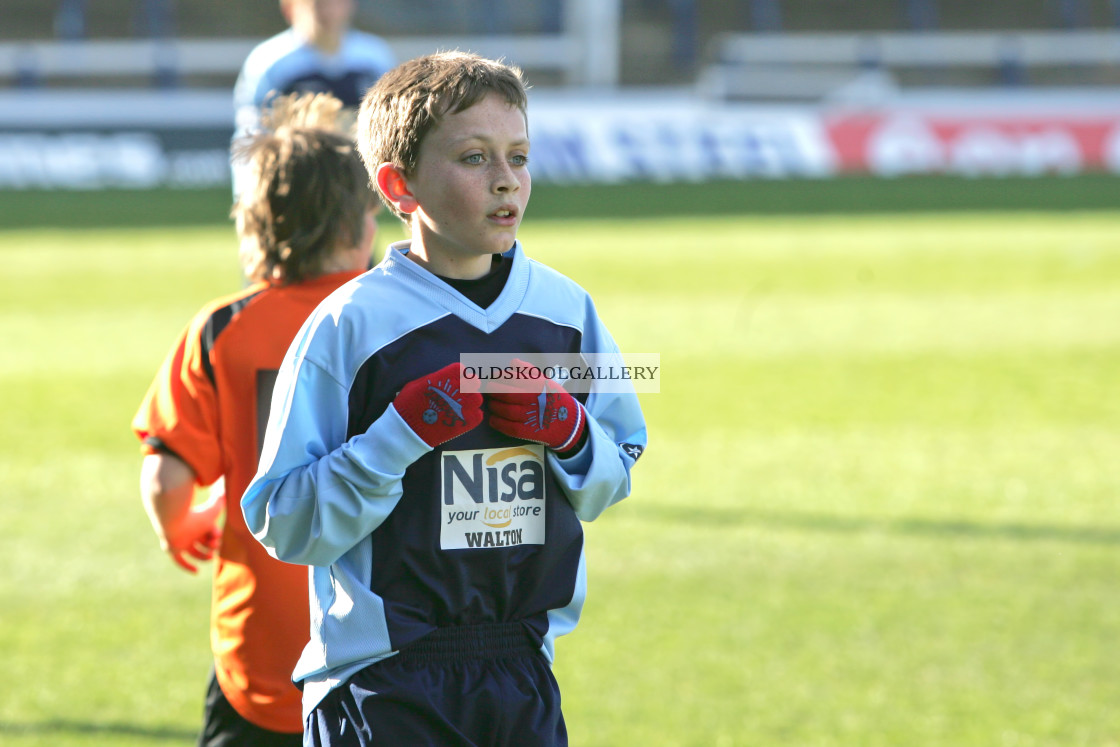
xmin=464 ymin=153 xmax=484 ymax=164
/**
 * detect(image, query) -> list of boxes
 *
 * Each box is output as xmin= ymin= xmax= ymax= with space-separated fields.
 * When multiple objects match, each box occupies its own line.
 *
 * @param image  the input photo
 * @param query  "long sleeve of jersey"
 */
xmin=242 ymin=354 xmax=433 ymax=566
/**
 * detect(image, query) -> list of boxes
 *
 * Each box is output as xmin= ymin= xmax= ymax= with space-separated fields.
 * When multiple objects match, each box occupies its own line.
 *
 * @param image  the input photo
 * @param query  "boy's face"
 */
xmin=404 ymin=92 xmax=531 ymax=271
xmin=288 ymin=0 xmax=353 ymax=40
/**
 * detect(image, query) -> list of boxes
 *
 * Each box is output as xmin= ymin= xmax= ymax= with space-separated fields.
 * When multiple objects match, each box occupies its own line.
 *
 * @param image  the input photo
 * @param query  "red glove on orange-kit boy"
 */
xmin=160 ymin=487 xmax=224 ymax=574
xmin=391 ymin=362 xmax=484 ymax=447
xmin=486 ymin=359 xmax=588 ymax=455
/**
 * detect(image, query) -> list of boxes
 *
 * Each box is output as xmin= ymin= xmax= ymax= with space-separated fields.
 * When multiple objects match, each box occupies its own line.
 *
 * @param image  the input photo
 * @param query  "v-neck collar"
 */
xmin=383 ymin=241 xmax=530 ymax=333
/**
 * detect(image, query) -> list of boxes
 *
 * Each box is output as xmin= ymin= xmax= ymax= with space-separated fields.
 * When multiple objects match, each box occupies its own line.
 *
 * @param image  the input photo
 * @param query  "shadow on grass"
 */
xmin=0 ymin=719 xmax=195 ymax=741
xmin=641 ymin=505 xmax=1120 ymax=546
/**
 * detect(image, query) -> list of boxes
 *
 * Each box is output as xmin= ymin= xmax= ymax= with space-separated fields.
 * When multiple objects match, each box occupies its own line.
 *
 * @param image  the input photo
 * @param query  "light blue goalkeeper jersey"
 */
xmin=242 ymin=242 xmax=647 ymax=718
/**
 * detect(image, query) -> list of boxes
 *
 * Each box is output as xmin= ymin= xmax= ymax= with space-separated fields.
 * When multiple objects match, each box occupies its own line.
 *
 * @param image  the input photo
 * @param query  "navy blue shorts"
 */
xmin=306 ymin=623 xmax=567 ymax=747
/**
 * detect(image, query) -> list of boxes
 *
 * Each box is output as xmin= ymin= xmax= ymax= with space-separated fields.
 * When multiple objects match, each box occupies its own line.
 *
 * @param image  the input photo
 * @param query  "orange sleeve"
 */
xmin=132 ymin=314 xmax=224 ymax=487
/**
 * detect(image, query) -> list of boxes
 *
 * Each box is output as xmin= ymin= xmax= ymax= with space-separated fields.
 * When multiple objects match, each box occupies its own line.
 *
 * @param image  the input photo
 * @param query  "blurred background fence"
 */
xmin=3 ymin=0 xmax=1120 ymax=189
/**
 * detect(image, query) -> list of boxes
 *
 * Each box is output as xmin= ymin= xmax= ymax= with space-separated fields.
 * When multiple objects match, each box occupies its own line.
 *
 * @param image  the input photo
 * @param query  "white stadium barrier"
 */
xmin=701 ymin=30 xmax=1120 ymax=101
xmin=0 ymin=35 xmax=584 ymax=85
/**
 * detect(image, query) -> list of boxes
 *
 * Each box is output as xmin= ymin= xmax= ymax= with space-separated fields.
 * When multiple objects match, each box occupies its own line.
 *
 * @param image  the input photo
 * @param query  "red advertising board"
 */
xmin=825 ymin=111 xmax=1120 ymax=176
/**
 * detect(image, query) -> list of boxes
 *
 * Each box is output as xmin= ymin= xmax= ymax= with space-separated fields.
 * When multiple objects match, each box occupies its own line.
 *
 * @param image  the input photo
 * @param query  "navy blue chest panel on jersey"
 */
xmin=274 ymin=71 xmax=376 ymax=107
xmin=199 ymin=290 xmax=262 ymax=386
xmin=346 ymin=311 xmax=589 ymax=649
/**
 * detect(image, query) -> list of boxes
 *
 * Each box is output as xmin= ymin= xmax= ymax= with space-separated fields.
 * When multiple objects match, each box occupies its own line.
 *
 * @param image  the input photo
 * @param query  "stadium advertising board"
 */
xmin=4 ymin=90 xmax=1120 ymax=189
xmin=0 ymin=90 xmax=233 ymax=190
xmin=0 ymin=130 xmax=232 ymax=190
xmin=824 ymin=111 xmax=1120 ymax=177
xmin=525 ymin=93 xmax=834 ymax=183
xmin=0 ymin=90 xmax=832 ymax=190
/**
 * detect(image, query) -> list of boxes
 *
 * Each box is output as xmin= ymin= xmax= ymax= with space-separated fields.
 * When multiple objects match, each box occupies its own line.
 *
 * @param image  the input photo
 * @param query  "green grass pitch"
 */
xmin=2 ymin=179 xmax=1119 ymax=746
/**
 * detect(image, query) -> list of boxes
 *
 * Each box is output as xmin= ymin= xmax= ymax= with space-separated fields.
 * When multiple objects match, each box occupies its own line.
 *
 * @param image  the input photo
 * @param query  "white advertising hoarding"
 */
xmin=3 ymin=88 xmax=1120 ymax=189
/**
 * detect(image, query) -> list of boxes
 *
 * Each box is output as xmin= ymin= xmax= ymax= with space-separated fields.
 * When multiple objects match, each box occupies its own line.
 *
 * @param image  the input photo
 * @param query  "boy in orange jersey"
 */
xmin=132 ymin=93 xmax=379 ymax=747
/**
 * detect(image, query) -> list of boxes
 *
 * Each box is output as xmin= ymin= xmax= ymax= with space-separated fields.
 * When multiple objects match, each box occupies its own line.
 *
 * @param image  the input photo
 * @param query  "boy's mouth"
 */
xmin=490 ymin=206 xmax=519 ymax=224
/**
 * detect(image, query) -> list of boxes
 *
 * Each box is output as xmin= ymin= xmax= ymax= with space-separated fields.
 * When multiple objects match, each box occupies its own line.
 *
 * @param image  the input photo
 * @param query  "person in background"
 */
xmin=133 ymin=93 xmax=380 ymax=747
xmin=232 ymin=0 xmax=395 ymax=193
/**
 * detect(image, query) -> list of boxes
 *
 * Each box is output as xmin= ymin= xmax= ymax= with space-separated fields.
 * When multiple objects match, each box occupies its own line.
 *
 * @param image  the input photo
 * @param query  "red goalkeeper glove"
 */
xmin=392 ymin=362 xmax=484 ymax=448
xmin=486 ymin=359 xmax=587 ymax=454
xmin=163 ymin=488 xmax=224 ymax=574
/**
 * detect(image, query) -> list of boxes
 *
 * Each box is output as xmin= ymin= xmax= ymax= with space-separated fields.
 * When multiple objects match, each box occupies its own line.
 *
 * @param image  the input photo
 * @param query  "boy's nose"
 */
xmin=491 ymin=162 xmax=519 ymax=192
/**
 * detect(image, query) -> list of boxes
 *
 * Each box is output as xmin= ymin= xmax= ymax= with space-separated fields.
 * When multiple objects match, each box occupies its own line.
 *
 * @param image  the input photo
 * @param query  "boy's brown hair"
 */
xmin=232 ymin=93 xmax=376 ymax=284
xmin=356 ymin=51 xmax=528 ymax=222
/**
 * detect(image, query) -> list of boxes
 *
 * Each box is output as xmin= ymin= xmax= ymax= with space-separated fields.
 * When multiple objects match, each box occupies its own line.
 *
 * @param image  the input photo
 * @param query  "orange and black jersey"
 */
xmin=132 ymin=270 xmax=363 ymax=733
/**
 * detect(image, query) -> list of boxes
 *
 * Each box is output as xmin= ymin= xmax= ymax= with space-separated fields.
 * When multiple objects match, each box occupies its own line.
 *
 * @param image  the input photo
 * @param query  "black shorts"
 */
xmin=198 ymin=669 xmax=303 ymax=747
xmin=306 ymin=623 xmax=567 ymax=747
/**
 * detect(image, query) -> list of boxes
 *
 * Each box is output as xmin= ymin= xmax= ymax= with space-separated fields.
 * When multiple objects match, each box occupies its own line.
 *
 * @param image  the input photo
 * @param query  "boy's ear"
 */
xmin=375 ymin=163 xmax=418 ymax=214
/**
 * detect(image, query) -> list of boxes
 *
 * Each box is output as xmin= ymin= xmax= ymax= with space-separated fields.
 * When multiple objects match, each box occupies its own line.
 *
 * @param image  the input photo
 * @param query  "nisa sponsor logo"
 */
xmin=440 ymin=445 xmax=547 ymax=549
xmin=442 ymin=445 xmax=545 ymax=506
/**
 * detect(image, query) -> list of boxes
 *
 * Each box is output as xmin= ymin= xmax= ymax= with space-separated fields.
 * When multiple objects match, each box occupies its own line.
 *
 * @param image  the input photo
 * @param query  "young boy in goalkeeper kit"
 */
xmin=242 ymin=51 xmax=648 ymax=746
xmin=133 ymin=94 xmax=379 ymax=746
